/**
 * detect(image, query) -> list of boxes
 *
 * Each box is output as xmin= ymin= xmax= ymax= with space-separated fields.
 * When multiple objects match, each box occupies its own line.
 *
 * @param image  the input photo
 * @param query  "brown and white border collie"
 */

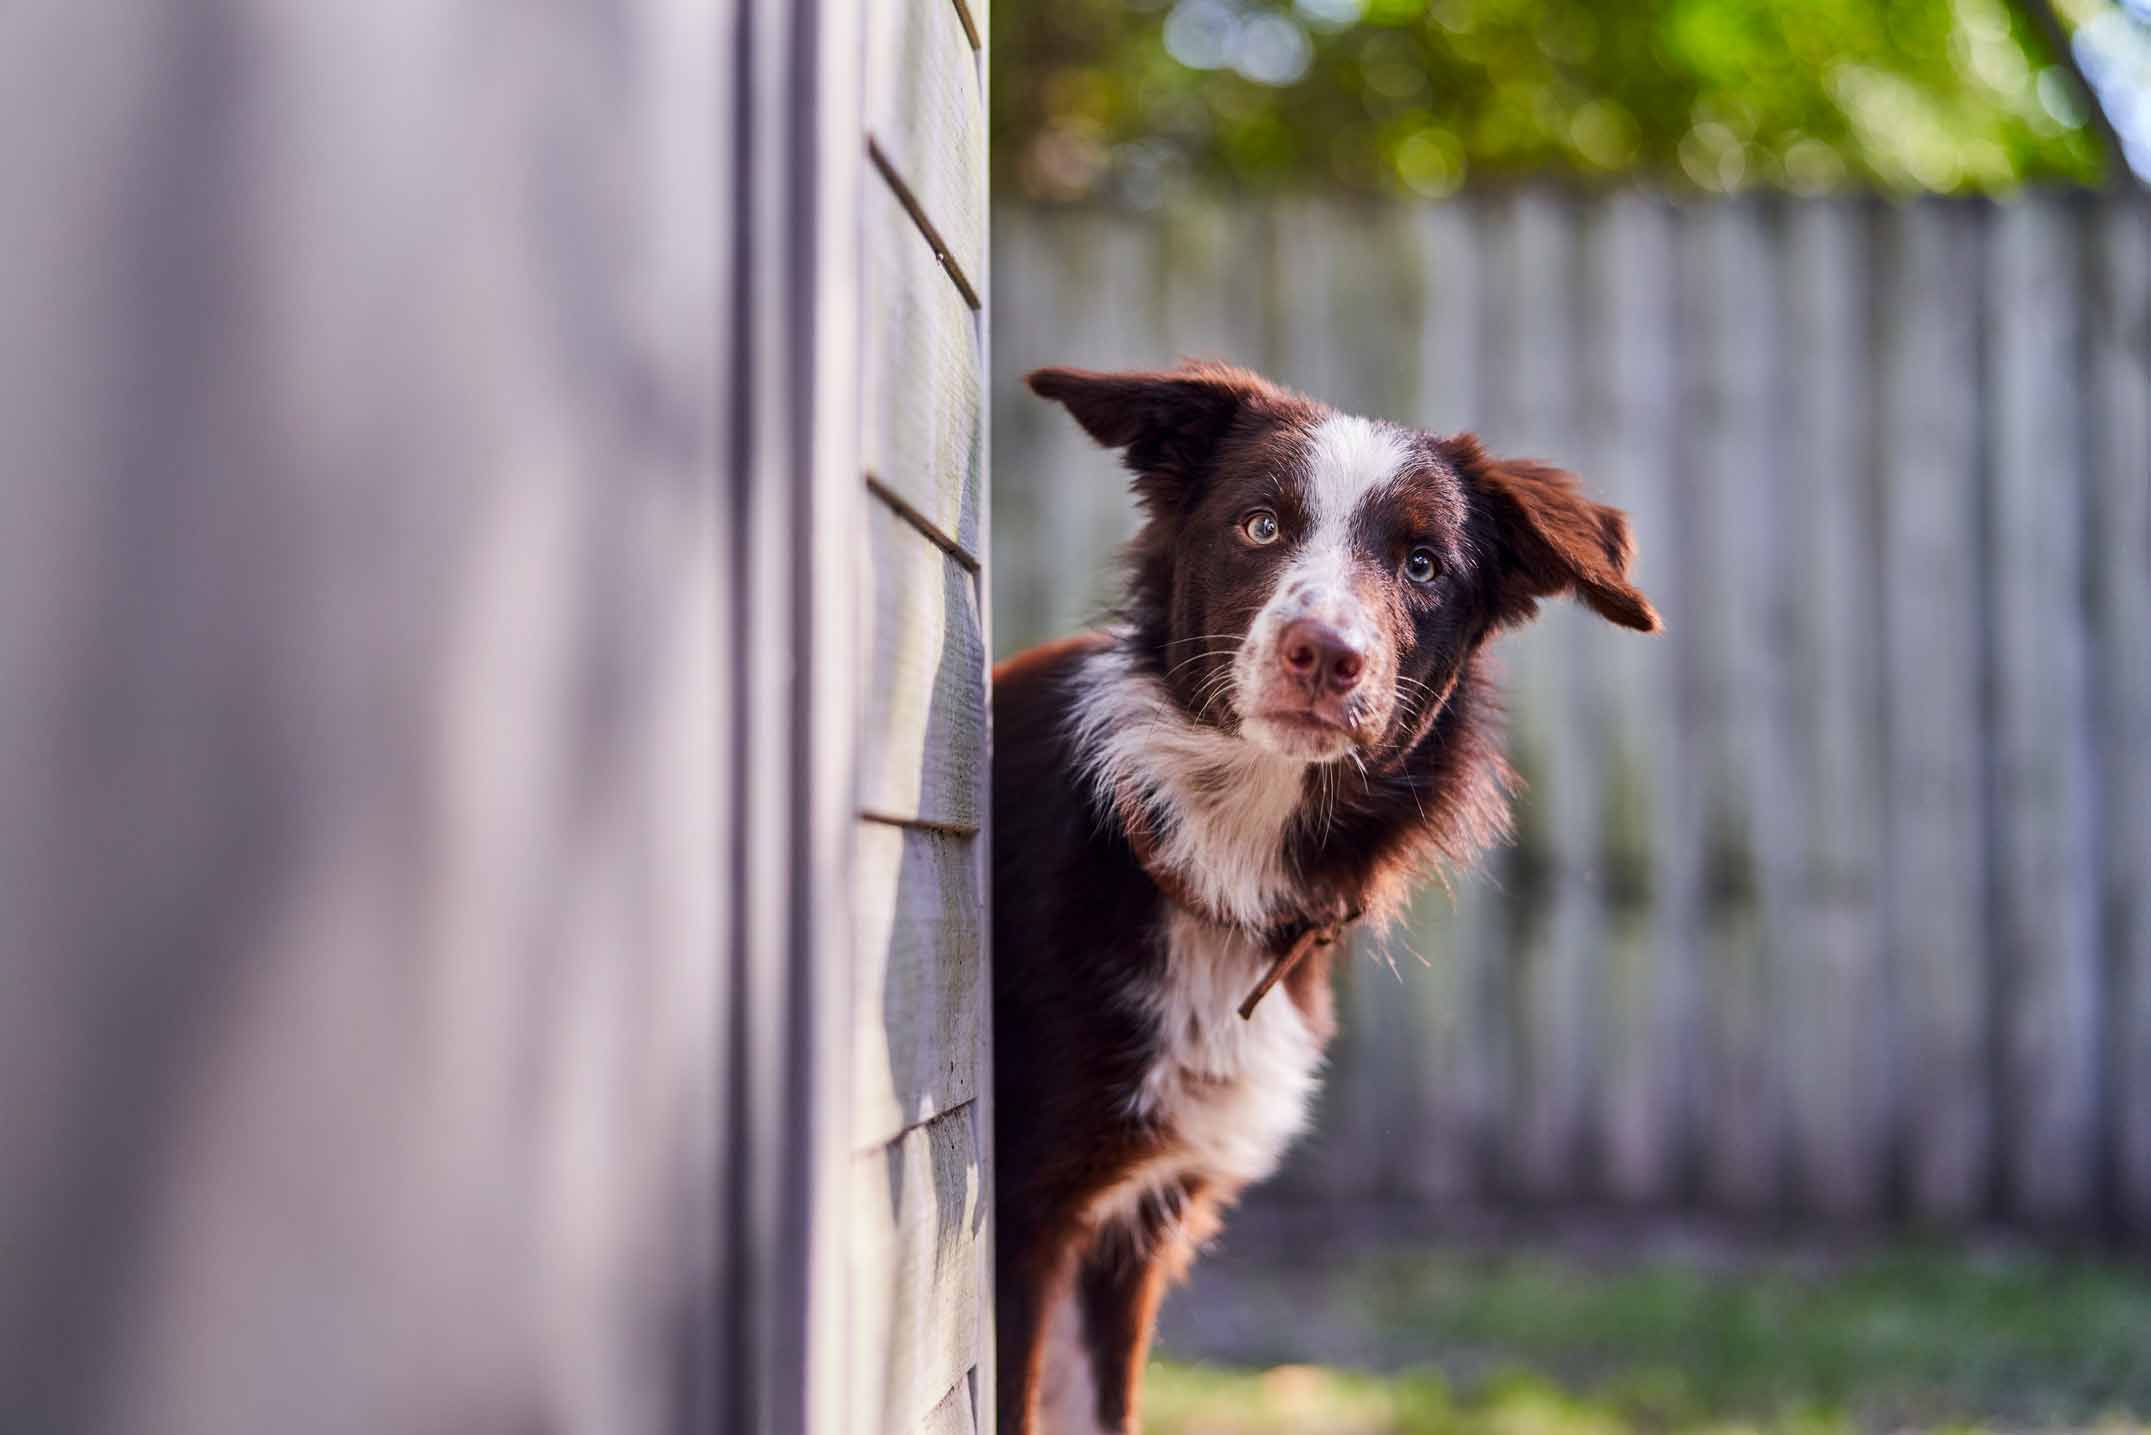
xmin=991 ymin=361 xmax=1659 ymax=1434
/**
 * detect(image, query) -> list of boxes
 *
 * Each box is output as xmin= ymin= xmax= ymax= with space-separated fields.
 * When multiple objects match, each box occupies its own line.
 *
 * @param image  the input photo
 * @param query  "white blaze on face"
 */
xmin=1235 ymin=413 xmax=1412 ymax=758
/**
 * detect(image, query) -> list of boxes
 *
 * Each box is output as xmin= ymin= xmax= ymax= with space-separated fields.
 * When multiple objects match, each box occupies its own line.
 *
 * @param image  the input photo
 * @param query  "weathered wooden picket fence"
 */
xmin=993 ymin=190 xmax=2151 ymax=1233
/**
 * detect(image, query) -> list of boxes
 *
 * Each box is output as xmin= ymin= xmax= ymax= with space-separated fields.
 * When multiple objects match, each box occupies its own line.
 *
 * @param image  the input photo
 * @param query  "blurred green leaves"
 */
xmin=992 ymin=0 xmax=2111 ymax=201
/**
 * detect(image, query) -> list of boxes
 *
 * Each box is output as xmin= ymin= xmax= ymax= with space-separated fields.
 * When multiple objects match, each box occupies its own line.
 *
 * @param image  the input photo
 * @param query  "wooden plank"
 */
xmin=1472 ymin=188 xmax=1544 ymax=1199
xmin=987 ymin=209 xmax=1052 ymax=654
xmin=1780 ymin=198 xmax=1888 ymax=1217
xmin=1389 ymin=875 xmax=1501 ymax=1200
xmin=853 ymin=823 xmax=984 ymax=1151
xmin=1286 ymin=935 xmax=1399 ymax=1197
xmin=1270 ymin=195 xmax=1347 ymax=403
xmin=947 ymin=0 xmax=983 ymax=53
xmin=0 ymin=0 xmax=839 ymax=1429
xmin=1988 ymin=194 xmax=2100 ymax=1226
xmin=919 ymin=1374 xmax=978 ymax=1435
xmin=989 ymin=208 xmax=1142 ymax=656
xmin=1741 ymin=199 xmax=1808 ymax=1215
xmin=1535 ymin=197 xmax=1614 ymax=1205
xmin=850 ymin=1106 xmax=987 ymax=1435
xmin=961 ymin=54 xmax=993 ymax=1432
xmin=1271 ymin=198 xmax=1424 ymax=419
xmin=1388 ymin=197 xmax=1496 ymax=1201
xmin=864 ymin=179 xmax=983 ymax=559
xmin=1414 ymin=200 xmax=1483 ymax=438
xmin=2089 ymin=194 xmax=2151 ymax=1233
xmin=803 ymin=1 xmax=871 ymax=1423
xmin=866 ymin=0 xmax=984 ymax=298
xmin=710 ymin=0 xmax=742 ymax=1417
xmin=860 ymin=500 xmax=986 ymax=829
xmin=1483 ymin=189 xmax=1599 ymax=1200
xmin=993 ymin=212 xmax=1155 ymax=654
xmin=1642 ymin=199 xmax=1721 ymax=1206
xmin=1159 ymin=198 xmax=1270 ymax=370
xmin=1686 ymin=200 xmax=1787 ymax=1212
xmin=1582 ymin=190 xmax=1690 ymax=1204
xmin=1878 ymin=199 xmax=1990 ymax=1222
xmin=742 ymin=0 xmax=873 ymax=1420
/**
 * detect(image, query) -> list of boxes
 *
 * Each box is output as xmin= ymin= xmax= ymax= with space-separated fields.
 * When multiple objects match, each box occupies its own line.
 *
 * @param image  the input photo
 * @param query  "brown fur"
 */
xmin=994 ymin=362 xmax=1657 ymax=1433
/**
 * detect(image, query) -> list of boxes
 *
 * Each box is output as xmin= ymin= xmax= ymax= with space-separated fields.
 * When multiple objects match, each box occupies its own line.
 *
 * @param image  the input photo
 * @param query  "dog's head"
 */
xmin=1031 ymin=361 xmax=1659 ymax=764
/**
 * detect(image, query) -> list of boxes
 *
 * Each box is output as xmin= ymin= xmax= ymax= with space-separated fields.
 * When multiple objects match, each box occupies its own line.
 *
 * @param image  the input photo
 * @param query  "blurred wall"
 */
xmin=0 ymin=3 xmax=832 ymax=1432
xmin=993 ymin=191 xmax=2151 ymax=1235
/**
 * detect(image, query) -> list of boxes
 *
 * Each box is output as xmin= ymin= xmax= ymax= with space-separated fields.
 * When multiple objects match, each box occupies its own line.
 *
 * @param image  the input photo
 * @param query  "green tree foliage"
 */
xmin=993 ymin=0 xmax=2109 ymax=201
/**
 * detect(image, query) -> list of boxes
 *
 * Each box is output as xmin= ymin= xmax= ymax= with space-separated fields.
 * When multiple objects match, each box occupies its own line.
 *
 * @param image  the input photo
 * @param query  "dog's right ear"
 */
xmin=1027 ymin=362 xmax=1280 ymax=504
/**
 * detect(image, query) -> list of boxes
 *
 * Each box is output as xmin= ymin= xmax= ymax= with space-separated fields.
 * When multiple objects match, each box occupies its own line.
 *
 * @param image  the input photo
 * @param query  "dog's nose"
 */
xmin=1278 ymin=619 xmax=1365 ymax=694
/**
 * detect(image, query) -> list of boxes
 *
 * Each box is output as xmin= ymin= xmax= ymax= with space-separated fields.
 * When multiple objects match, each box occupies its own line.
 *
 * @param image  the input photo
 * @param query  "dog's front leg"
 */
xmin=1071 ymin=1235 xmax=1168 ymax=1432
xmin=1069 ymin=1181 xmax=1210 ymax=1434
xmin=997 ymin=1201 xmax=1083 ymax=1435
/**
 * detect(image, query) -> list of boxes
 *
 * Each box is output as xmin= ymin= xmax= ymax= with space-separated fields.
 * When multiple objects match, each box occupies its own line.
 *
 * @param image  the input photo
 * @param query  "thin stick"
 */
xmin=1238 ymin=924 xmax=1333 ymax=1020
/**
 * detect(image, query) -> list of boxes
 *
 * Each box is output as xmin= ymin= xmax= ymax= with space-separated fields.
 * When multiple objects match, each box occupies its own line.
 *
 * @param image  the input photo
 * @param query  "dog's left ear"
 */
xmin=1027 ymin=361 xmax=1283 ymax=509
xmin=1456 ymin=438 xmax=1660 ymax=633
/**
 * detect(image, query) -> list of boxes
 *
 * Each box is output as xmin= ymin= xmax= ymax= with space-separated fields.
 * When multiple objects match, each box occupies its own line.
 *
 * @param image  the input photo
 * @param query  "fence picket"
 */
xmin=1586 ymin=190 xmax=1687 ymax=1203
xmin=1989 ymin=195 xmax=2100 ymax=1227
xmin=1396 ymin=201 xmax=1500 ymax=1200
xmin=1781 ymin=199 xmax=1888 ymax=1217
xmin=1483 ymin=191 xmax=1601 ymax=1198
xmin=1690 ymin=201 xmax=1786 ymax=1211
xmin=1879 ymin=200 xmax=1991 ymax=1222
xmin=2090 ymin=195 xmax=2151 ymax=1234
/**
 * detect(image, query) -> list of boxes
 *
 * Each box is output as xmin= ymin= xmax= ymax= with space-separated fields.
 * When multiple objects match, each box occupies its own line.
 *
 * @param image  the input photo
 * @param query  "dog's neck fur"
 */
xmin=1070 ymin=633 xmax=1309 ymax=930
xmin=1068 ymin=626 xmax=1513 ymax=935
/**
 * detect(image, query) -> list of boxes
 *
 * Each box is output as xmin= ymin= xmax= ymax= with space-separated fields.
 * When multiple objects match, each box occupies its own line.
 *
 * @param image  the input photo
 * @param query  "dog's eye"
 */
xmin=1403 ymin=548 xmax=1439 ymax=584
xmin=1241 ymin=510 xmax=1281 ymax=546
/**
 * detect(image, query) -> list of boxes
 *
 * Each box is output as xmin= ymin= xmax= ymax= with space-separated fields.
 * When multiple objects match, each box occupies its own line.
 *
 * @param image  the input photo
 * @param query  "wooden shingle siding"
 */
xmin=867 ymin=0 xmax=986 ymax=296
xmin=922 ymin=1377 xmax=984 ymax=1435
xmin=850 ymin=1107 xmax=988 ymax=1435
xmin=860 ymin=499 xmax=987 ymax=830
xmin=854 ymin=0 xmax=991 ymax=1430
xmin=854 ymin=822 xmax=986 ymax=1150
xmin=865 ymin=177 xmax=986 ymax=557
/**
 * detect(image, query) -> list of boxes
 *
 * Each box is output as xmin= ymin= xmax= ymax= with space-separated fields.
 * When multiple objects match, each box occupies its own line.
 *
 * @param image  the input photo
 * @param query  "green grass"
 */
xmin=1145 ymin=1245 xmax=2151 ymax=1434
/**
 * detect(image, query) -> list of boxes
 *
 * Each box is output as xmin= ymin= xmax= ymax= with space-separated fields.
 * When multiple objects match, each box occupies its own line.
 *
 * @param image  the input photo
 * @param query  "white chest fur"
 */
xmin=1090 ymin=910 xmax=1327 ymax=1233
xmin=1045 ymin=914 xmax=1329 ymax=1435
xmin=1068 ymin=640 xmax=1311 ymax=930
